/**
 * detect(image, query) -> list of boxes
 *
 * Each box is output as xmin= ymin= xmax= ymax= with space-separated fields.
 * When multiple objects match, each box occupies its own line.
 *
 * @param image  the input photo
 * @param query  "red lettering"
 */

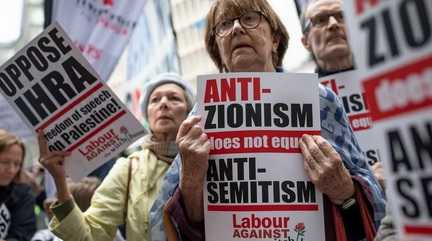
xmin=253 ymin=77 xmax=261 ymax=100
xmin=220 ymin=78 xmax=236 ymax=101
xmin=204 ymin=79 xmax=219 ymax=103
xmin=237 ymin=77 xmax=251 ymax=101
xmin=356 ymin=0 xmax=379 ymax=15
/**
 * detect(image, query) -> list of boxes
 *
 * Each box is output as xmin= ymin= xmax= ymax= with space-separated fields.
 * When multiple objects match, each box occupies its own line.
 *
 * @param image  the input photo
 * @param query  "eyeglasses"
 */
xmin=214 ymin=11 xmax=263 ymax=37
xmin=304 ymin=11 xmax=344 ymax=32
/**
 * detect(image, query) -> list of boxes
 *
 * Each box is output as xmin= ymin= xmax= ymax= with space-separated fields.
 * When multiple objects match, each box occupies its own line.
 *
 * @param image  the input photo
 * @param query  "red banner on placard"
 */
xmin=363 ymin=55 xmax=432 ymax=122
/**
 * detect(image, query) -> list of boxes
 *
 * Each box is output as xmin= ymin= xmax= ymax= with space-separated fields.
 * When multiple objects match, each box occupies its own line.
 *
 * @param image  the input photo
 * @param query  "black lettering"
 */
xmin=219 ymin=158 xmax=233 ymax=181
xmin=245 ymin=103 xmax=261 ymax=127
xmin=5 ymin=64 xmax=24 ymax=89
xmin=23 ymin=83 xmax=58 ymax=120
xmin=62 ymin=56 xmax=97 ymax=93
xmin=27 ymin=46 xmax=49 ymax=71
xmin=230 ymin=182 xmax=249 ymax=203
xmin=292 ymin=104 xmax=312 ymax=127
xmin=15 ymin=55 xmax=33 ymax=81
xmin=281 ymin=181 xmax=296 ymax=203
xmin=258 ymin=181 xmax=272 ymax=203
xmin=41 ymin=71 xmax=77 ymax=106
xmin=219 ymin=182 xmax=229 ymax=203
xmin=421 ymin=176 xmax=432 ymax=218
xmin=0 ymin=73 xmax=17 ymax=96
xmin=207 ymin=182 xmax=218 ymax=203
xmin=382 ymin=9 xmax=400 ymax=58
xmin=14 ymin=97 xmax=39 ymax=126
xmin=350 ymin=94 xmax=364 ymax=112
xmin=397 ymin=178 xmax=420 ymax=218
xmin=217 ymin=105 xmax=225 ymax=128
xmin=400 ymin=0 xmax=431 ymax=48
xmin=388 ymin=129 xmax=413 ymax=172
xmin=410 ymin=122 xmax=432 ymax=170
xmin=297 ymin=181 xmax=316 ymax=203
xmin=204 ymin=105 xmax=216 ymax=129
xmin=227 ymin=104 xmax=242 ymax=128
xmin=38 ymin=36 xmax=62 ymax=63
xmin=273 ymin=103 xmax=289 ymax=127
xmin=234 ymin=158 xmax=247 ymax=180
xmin=48 ymin=28 xmax=72 ymax=55
xmin=361 ymin=17 xmax=385 ymax=67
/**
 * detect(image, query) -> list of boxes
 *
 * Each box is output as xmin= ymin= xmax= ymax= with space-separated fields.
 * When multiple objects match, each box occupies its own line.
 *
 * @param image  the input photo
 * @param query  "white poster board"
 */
xmin=198 ymin=73 xmax=325 ymax=241
xmin=0 ymin=23 xmax=145 ymax=181
xmin=320 ymin=70 xmax=381 ymax=165
xmin=52 ymin=0 xmax=145 ymax=81
xmin=343 ymin=0 xmax=432 ymax=240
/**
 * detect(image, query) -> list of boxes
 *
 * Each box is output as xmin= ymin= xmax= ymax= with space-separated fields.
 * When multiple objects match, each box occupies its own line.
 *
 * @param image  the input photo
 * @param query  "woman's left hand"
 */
xmin=299 ymin=134 xmax=354 ymax=205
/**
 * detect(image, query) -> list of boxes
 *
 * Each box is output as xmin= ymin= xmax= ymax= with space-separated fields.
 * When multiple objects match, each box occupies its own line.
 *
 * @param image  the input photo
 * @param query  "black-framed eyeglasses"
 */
xmin=213 ymin=11 xmax=263 ymax=37
xmin=304 ymin=11 xmax=344 ymax=33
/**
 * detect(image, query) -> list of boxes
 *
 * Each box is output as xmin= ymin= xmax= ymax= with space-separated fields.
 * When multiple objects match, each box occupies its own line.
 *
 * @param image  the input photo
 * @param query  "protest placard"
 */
xmin=320 ymin=70 xmax=381 ymax=166
xmin=52 ymin=0 xmax=145 ymax=81
xmin=197 ymin=73 xmax=324 ymax=241
xmin=0 ymin=23 xmax=146 ymax=181
xmin=343 ymin=0 xmax=432 ymax=240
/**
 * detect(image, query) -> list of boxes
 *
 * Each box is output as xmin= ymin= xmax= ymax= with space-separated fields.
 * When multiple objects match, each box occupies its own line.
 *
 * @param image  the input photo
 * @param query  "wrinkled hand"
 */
xmin=37 ymin=130 xmax=70 ymax=180
xmin=371 ymin=161 xmax=385 ymax=189
xmin=300 ymin=134 xmax=354 ymax=205
xmin=177 ymin=116 xmax=211 ymax=185
xmin=176 ymin=115 xmax=211 ymax=222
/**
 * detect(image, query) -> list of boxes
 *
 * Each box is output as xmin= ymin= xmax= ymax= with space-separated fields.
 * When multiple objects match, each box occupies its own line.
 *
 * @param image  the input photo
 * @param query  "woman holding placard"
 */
xmin=150 ymin=1 xmax=386 ymax=241
xmin=38 ymin=73 xmax=195 ymax=241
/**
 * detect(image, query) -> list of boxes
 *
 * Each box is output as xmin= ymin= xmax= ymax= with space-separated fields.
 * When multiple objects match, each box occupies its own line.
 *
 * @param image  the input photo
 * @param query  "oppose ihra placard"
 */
xmin=0 ymin=23 xmax=145 ymax=180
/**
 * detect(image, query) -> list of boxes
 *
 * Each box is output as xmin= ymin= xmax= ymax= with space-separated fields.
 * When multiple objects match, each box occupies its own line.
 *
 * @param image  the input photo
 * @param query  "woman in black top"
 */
xmin=0 ymin=129 xmax=36 ymax=241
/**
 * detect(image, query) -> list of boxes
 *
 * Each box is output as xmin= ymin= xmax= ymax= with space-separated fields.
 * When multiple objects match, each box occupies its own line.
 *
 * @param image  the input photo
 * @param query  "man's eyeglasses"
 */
xmin=304 ymin=11 xmax=344 ymax=33
xmin=214 ymin=11 xmax=263 ymax=37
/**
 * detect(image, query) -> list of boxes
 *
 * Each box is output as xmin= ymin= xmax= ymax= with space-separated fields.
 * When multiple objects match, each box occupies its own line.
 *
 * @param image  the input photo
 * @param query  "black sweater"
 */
xmin=0 ymin=183 xmax=36 ymax=241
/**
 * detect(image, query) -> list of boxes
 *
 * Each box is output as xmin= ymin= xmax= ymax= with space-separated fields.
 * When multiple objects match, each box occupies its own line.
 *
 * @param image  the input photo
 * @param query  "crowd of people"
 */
xmin=0 ymin=0 xmax=423 ymax=241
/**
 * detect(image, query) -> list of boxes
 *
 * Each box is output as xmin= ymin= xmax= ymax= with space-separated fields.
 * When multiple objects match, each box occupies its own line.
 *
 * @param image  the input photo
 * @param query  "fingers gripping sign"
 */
xmin=177 ymin=116 xmax=211 ymax=183
xmin=177 ymin=115 xmax=211 ymax=222
xmin=38 ymin=130 xmax=72 ymax=201
xmin=300 ymin=134 xmax=354 ymax=205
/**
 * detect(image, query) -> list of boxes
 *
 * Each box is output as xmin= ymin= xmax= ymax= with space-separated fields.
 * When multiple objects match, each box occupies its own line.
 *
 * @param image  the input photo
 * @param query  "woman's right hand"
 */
xmin=176 ymin=115 xmax=211 ymax=222
xmin=38 ymin=130 xmax=71 ymax=201
xmin=177 ymin=115 xmax=211 ymax=185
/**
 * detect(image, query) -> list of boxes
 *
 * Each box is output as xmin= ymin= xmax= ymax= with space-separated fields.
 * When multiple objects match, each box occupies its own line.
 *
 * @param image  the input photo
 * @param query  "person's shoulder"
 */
xmin=318 ymin=83 xmax=338 ymax=102
xmin=11 ymin=182 xmax=33 ymax=196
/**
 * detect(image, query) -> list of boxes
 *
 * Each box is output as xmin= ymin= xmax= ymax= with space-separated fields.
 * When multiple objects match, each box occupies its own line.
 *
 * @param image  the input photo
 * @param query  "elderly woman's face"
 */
xmin=147 ymin=83 xmax=188 ymax=140
xmin=0 ymin=144 xmax=23 ymax=186
xmin=214 ymin=8 xmax=279 ymax=72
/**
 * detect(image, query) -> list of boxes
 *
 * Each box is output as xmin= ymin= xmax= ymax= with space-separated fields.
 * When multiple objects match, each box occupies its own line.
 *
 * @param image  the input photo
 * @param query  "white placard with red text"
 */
xmin=52 ymin=0 xmax=145 ymax=81
xmin=343 ymin=0 xmax=432 ymax=240
xmin=198 ymin=73 xmax=325 ymax=241
xmin=0 ymin=23 xmax=145 ymax=181
xmin=320 ymin=70 xmax=381 ymax=166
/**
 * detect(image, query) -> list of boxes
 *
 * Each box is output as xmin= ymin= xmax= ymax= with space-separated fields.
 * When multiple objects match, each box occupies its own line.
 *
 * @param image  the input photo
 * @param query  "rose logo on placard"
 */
xmin=294 ymin=222 xmax=306 ymax=241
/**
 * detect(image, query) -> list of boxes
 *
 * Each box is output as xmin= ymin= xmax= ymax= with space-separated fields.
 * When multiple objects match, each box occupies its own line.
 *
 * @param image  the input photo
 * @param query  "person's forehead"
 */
xmin=151 ymin=83 xmax=184 ymax=95
xmin=0 ymin=144 xmax=23 ymax=161
xmin=306 ymin=0 xmax=342 ymax=18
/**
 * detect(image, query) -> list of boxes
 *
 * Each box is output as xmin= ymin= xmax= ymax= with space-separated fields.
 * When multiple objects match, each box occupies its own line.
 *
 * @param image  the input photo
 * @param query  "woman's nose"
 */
xmin=158 ymin=97 xmax=169 ymax=109
xmin=232 ymin=19 xmax=245 ymax=35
